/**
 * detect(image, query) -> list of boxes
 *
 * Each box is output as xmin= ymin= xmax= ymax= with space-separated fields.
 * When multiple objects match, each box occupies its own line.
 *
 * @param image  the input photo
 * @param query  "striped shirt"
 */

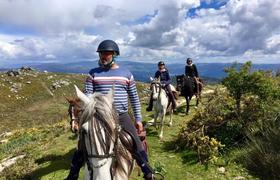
xmin=84 ymin=66 xmax=142 ymax=122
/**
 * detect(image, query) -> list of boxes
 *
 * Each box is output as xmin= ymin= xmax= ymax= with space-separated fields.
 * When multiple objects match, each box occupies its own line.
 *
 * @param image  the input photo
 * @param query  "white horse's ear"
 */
xmin=74 ymin=85 xmax=90 ymax=104
xmin=150 ymin=77 xmax=154 ymax=81
xmin=106 ymin=84 xmax=115 ymax=101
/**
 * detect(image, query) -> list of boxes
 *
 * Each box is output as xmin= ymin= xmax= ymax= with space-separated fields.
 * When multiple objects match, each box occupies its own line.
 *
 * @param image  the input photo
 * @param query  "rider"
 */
xmin=185 ymin=57 xmax=201 ymax=93
xmin=146 ymin=61 xmax=177 ymax=112
xmin=66 ymin=40 xmax=154 ymax=180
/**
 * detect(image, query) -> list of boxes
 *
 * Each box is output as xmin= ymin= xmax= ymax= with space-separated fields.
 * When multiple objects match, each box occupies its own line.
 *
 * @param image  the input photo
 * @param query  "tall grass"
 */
xmin=241 ymin=114 xmax=280 ymax=179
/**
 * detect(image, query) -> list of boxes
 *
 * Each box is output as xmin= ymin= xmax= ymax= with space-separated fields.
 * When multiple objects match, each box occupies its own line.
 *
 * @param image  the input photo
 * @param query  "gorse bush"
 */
xmin=177 ymin=88 xmax=232 ymax=163
xmin=177 ymin=61 xmax=280 ymax=166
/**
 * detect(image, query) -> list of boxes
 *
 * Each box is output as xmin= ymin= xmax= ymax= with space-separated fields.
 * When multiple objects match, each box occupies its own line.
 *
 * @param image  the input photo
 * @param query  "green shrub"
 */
xmin=177 ymin=88 xmax=232 ymax=163
xmin=177 ymin=61 xmax=280 ymax=165
xmin=241 ymin=114 xmax=280 ymax=179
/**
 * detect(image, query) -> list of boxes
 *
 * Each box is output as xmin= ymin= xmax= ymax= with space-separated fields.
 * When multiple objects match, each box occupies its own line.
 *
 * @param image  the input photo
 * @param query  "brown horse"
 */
xmin=66 ymin=97 xmax=83 ymax=133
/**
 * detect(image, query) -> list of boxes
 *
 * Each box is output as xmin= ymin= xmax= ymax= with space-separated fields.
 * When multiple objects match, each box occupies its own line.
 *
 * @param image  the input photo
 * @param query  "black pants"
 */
xmin=66 ymin=113 xmax=150 ymax=180
xmin=165 ymin=85 xmax=177 ymax=109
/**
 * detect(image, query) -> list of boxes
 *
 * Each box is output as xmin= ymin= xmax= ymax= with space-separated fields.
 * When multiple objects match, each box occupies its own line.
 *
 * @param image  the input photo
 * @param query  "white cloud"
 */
xmin=0 ymin=0 xmax=279 ymax=64
xmin=0 ymin=32 xmax=100 ymax=62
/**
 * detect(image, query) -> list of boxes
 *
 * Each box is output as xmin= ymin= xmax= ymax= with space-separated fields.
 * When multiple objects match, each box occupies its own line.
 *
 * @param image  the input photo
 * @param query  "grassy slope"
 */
xmin=0 ymin=71 xmax=256 ymax=180
xmin=0 ymin=71 xmax=85 ymax=133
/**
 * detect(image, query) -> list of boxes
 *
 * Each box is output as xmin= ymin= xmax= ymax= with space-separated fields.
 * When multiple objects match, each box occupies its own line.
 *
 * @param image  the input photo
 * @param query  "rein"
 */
xmin=84 ymin=112 xmax=122 ymax=175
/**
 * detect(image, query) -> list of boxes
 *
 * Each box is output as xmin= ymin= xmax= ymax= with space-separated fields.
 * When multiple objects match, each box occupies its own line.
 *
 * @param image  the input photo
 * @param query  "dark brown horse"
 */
xmin=176 ymin=75 xmax=203 ymax=114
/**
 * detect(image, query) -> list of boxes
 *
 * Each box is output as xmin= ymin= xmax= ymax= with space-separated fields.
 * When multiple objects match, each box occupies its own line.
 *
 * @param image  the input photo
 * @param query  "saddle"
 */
xmin=119 ymin=128 xmax=148 ymax=154
xmin=162 ymin=84 xmax=178 ymax=100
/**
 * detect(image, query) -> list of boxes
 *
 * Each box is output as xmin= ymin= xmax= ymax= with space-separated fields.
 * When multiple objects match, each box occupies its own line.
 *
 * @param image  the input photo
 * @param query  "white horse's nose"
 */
xmin=152 ymin=94 xmax=158 ymax=100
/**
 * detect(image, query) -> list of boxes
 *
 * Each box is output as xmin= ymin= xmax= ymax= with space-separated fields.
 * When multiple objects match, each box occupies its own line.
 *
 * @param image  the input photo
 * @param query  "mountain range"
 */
xmin=1 ymin=61 xmax=280 ymax=83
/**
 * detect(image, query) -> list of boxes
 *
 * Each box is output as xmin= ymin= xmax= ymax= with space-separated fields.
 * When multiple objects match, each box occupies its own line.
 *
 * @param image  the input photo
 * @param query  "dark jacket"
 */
xmin=155 ymin=70 xmax=171 ymax=85
xmin=185 ymin=64 xmax=199 ymax=77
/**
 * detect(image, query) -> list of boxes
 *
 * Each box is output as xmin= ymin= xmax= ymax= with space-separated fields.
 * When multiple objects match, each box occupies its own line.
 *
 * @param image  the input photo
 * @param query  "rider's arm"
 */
xmin=154 ymin=71 xmax=160 ymax=79
xmin=165 ymin=71 xmax=171 ymax=85
xmin=84 ymin=73 xmax=94 ymax=96
xmin=127 ymin=74 xmax=142 ymax=122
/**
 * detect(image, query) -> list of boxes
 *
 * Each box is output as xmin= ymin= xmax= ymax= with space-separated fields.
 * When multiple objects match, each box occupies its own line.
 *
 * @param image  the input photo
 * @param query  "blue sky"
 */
xmin=0 ymin=0 xmax=279 ymax=67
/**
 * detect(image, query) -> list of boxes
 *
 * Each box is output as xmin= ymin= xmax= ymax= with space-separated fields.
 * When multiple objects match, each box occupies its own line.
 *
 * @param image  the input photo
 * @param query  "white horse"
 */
xmin=149 ymin=78 xmax=173 ymax=139
xmin=74 ymin=85 xmax=133 ymax=180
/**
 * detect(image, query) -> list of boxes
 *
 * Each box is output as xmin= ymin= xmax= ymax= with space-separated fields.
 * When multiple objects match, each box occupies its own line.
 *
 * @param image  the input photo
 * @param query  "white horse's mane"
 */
xmin=75 ymin=85 xmax=132 ymax=180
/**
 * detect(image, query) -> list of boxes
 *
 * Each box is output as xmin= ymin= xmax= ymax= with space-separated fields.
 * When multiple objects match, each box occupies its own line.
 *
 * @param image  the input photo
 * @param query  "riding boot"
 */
xmin=65 ymin=149 xmax=84 ymax=180
xmin=146 ymin=94 xmax=153 ymax=112
xmin=133 ymin=150 xmax=154 ymax=179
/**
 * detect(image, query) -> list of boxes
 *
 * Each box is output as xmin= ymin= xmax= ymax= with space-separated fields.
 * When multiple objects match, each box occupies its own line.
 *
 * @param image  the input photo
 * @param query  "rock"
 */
xmin=217 ymin=167 xmax=225 ymax=174
xmin=0 ymin=155 xmax=26 ymax=172
xmin=51 ymin=79 xmax=70 ymax=90
xmin=0 ymin=139 xmax=8 ymax=144
xmin=0 ymin=132 xmax=13 ymax=138
xmin=26 ymin=81 xmax=31 ymax=84
xmin=6 ymin=70 xmax=20 ymax=77
xmin=60 ymin=80 xmax=70 ymax=86
xmin=10 ymin=89 xmax=18 ymax=93
xmin=20 ymin=66 xmax=34 ymax=72
xmin=233 ymin=176 xmax=245 ymax=180
xmin=47 ymin=76 xmax=53 ymax=79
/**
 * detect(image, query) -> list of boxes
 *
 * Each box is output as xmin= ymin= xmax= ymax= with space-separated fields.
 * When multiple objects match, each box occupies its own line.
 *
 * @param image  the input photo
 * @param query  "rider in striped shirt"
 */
xmin=85 ymin=66 xmax=142 ymax=122
xmin=66 ymin=40 xmax=154 ymax=180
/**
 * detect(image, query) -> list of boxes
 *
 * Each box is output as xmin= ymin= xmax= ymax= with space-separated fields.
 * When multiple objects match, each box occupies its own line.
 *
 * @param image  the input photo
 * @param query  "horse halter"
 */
xmin=150 ymin=81 xmax=162 ymax=99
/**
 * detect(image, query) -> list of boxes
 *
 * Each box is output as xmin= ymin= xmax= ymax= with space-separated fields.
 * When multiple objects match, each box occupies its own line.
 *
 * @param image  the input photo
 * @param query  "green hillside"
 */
xmin=0 ymin=68 xmax=256 ymax=179
xmin=0 ymin=69 xmax=85 ymax=133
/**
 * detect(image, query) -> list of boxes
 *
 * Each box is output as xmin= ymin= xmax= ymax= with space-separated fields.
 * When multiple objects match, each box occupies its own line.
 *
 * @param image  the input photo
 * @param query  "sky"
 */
xmin=0 ymin=0 xmax=279 ymax=67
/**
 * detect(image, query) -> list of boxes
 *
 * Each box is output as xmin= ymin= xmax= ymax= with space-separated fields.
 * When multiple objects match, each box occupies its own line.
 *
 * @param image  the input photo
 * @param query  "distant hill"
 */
xmin=3 ymin=61 xmax=280 ymax=83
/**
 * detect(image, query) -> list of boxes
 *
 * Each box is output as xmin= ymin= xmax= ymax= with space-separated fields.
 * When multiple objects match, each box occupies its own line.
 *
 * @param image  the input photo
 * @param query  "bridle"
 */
xmin=150 ymin=81 xmax=162 ymax=100
xmin=68 ymin=101 xmax=83 ymax=133
xmin=82 ymin=114 xmax=125 ymax=180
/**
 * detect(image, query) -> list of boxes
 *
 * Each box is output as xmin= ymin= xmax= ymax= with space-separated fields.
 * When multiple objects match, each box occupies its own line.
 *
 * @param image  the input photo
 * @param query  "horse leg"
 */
xmin=154 ymin=112 xmax=158 ymax=129
xmin=169 ymin=108 xmax=173 ymax=126
xmin=159 ymin=112 xmax=165 ymax=140
xmin=186 ymin=97 xmax=190 ymax=115
xmin=194 ymin=94 xmax=199 ymax=109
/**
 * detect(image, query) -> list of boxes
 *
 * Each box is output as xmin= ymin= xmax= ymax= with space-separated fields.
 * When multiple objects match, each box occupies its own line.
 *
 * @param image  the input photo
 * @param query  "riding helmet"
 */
xmin=158 ymin=61 xmax=165 ymax=66
xmin=97 ymin=40 xmax=120 ymax=55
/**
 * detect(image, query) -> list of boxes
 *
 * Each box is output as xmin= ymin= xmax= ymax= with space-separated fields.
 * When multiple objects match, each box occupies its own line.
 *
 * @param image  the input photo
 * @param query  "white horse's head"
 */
xmin=74 ymin=85 xmax=132 ymax=180
xmin=150 ymin=78 xmax=162 ymax=100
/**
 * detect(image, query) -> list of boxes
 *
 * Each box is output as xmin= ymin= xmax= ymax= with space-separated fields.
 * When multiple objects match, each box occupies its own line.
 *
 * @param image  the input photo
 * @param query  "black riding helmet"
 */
xmin=97 ymin=40 xmax=119 ymax=69
xmin=97 ymin=40 xmax=120 ymax=55
xmin=158 ymin=61 xmax=165 ymax=66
